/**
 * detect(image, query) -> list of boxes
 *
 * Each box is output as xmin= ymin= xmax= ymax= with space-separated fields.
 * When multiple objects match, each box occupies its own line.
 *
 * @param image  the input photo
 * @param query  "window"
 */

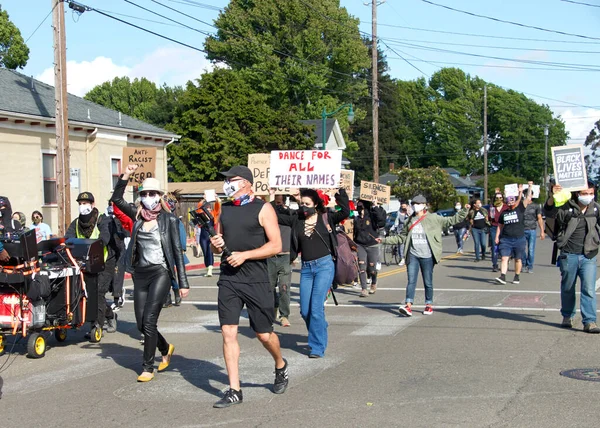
xmin=111 ymin=158 xmax=122 ymax=189
xmin=42 ymin=153 xmax=57 ymax=205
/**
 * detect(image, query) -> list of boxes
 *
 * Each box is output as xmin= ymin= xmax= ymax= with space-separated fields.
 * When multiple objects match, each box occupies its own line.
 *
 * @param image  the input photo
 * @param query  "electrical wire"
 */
xmin=380 ymin=40 xmax=430 ymax=78
xmin=560 ymin=0 xmax=600 ymax=8
xmin=165 ymin=0 xmax=222 ymax=12
xmin=417 ymin=0 xmax=600 ymax=41
xmin=122 ymin=0 xmax=212 ymax=36
xmin=25 ymin=6 xmax=55 ymax=43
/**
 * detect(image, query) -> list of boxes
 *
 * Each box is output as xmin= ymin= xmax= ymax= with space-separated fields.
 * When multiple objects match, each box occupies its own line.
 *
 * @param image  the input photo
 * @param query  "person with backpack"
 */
xmin=354 ymin=200 xmax=386 ymax=296
xmin=379 ymin=195 xmax=469 ymax=316
xmin=279 ymin=187 xmax=350 ymax=358
xmin=544 ymin=181 xmax=600 ymax=333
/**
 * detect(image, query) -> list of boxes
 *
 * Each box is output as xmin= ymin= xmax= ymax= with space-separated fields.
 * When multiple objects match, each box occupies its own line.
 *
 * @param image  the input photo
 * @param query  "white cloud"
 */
xmin=36 ymin=46 xmax=216 ymax=97
xmin=560 ymin=109 xmax=600 ymax=144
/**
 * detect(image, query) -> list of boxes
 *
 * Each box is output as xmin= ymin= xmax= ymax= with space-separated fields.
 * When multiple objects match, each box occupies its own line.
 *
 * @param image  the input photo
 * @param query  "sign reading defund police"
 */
xmin=269 ymin=150 xmax=343 ymax=188
xmin=551 ymin=145 xmax=588 ymax=192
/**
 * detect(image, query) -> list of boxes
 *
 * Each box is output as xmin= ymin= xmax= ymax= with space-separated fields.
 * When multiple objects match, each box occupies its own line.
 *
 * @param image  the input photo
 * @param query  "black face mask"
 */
xmin=357 ymin=206 xmax=364 ymax=214
xmin=300 ymin=207 xmax=316 ymax=218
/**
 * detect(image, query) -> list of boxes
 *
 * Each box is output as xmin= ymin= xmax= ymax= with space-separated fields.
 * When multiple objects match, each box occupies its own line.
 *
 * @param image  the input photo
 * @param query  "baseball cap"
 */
xmin=76 ymin=192 xmax=95 ymax=203
xmin=220 ymin=165 xmax=254 ymax=185
xmin=412 ymin=194 xmax=427 ymax=204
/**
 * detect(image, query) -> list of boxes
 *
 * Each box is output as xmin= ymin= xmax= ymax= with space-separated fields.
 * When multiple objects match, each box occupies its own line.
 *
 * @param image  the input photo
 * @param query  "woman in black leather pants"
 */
xmin=111 ymin=164 xmax=190 ymax=382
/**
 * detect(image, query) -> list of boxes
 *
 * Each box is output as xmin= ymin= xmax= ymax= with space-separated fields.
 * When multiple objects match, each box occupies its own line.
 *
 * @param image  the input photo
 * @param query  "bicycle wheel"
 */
xmin=393 ymin=245 xmax=401 ymax=265
xmin=383 ymin=243 xmax=393 ymax=266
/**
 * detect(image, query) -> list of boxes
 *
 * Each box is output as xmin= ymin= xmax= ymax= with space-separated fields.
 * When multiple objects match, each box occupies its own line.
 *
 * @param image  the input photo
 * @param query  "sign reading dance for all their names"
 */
xmin=269 ymin=150 xmax=343 ymax=188
xmin=247 ymin=154 xmax=291 ymax=195
xmin=122 ymin=147 xmax=157 ymax=186
xmin=551 ymin=145 xmax=588 ymax=191
xmin=359 ymin=181 xmax=391 ymax=204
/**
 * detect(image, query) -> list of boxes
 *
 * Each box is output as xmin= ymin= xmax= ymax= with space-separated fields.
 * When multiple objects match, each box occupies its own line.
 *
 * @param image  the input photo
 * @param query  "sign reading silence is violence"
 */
xmin=269 ymin=150 xmax=343 ymax=188
xmin=122 ymin=147 xmax=157 ymax=186
xmin=551 ymin=145 xmax=588 ymax=191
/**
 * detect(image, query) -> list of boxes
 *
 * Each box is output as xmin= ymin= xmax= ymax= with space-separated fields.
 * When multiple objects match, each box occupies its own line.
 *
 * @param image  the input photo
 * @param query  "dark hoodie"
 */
xmin=0 ymin=196 xmax=21 ymax=233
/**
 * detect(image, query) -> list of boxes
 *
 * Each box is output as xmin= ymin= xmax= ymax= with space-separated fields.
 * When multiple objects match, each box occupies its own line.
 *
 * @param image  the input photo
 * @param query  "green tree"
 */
xmin=475 ymin=172 xmax=529 ymax=202
xmin=0 ymin=8 xmax=29 ymax=69
xmin=389 ymin=167 xmax=456 ymax=211
xmin=584 ymin=119 xmax=600 ymax=181
xmin=168 ymin=68 xmax=315 ymax=181
xmin=204 ymin=0 xmax=369 ymax=117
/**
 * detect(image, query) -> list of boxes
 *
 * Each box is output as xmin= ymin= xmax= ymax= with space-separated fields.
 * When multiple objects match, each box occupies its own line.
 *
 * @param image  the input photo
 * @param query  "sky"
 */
xmin=3 ymin=0 xmax=600 ymax=145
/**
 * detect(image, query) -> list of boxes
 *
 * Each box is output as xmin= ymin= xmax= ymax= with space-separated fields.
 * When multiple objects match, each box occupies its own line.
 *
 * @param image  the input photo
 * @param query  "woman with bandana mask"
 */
xmin=379 ymin=195 xmax=469 ymax=316
xmin=279 ymin=187 xmax=350 ymax=358
xmin=111 ymin=165 xmax=190 ymax=382
xmin=65 ymin=191 xmax=114 ymax=341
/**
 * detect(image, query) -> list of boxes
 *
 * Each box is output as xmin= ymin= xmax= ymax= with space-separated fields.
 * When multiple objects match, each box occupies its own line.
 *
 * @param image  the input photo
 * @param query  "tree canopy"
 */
xmin=390 ymin=167 xmax=456 ymax=211
xmin=0 ymin=8 xmax=29 ymax=70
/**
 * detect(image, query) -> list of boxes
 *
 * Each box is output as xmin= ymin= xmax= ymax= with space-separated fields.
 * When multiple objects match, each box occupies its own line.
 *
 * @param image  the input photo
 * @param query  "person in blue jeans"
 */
xmin=278 ymin=187 xmax=349 ymax=358
xmin=544 ymin=181 xmax=600 ymax=333
xmin=453 ymin=202 xmax=468 ymax=254
xmin=468 ymin=199 xmax=489 ymax=262
xmin=521 ymin=190 xmax=545 ymax=273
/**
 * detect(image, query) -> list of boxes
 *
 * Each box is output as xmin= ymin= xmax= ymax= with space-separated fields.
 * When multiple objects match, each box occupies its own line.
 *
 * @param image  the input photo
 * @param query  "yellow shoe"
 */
xmin=157 ymin=344 xmax=175 ymax=372
xmin=137 ymin=371 xmax=154 ymax=382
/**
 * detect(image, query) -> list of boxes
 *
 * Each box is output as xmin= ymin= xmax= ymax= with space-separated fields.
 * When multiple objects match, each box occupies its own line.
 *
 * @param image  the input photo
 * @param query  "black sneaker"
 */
xmin=273 ymin=359 xmax=289 ymax=394
xmin=213 ymin=388 xmax=243 ymax=408
xmin=513 ymin=274 xmax=520 ymax=284
xmin=496 ymin=274 xmax=506 ymax=285
xmin=492 ymin=266 xmax=499 ymax=272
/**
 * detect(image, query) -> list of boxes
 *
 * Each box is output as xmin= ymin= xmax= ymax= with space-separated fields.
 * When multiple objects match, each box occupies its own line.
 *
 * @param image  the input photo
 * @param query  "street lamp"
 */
xmin=321 ymin=104 xmax=354 ymax=150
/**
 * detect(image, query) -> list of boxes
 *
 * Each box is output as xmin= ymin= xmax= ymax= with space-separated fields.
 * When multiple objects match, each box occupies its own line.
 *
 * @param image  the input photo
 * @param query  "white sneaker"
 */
xmin=458 ymin=249 xmax=464 ymax=254
xmin=366 ymin=277 xmax=372 ymax=286
xmin=398 ymin=259 xmax=405 ymax=266
xmin=376 ymin=262 xmax=382 ymax=271
xmin=206 ymin=265 xmax=213 ymax=277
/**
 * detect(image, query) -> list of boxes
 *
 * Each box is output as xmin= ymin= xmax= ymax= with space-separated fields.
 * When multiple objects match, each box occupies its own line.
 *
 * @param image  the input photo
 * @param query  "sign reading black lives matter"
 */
xmin=551 ymin=145 xmax=588 ymax=192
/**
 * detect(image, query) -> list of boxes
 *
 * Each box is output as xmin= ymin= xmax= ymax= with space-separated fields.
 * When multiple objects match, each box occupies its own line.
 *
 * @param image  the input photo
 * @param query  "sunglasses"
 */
xmin=225 ymin=178 xmax=243 ymax=184
xmin=140 ymin=191 xmax=160 ymax=197
xmin=33 ymin=216 xmax=41 ymax=219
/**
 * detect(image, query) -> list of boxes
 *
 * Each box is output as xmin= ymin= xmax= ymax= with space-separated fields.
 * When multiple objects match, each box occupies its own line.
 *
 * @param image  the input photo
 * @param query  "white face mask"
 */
xmin=141 ymin=195 xmax=161 ymax=210
xmin=79 ymin=203 xmax=92 ymax=216
xmin=578 ymin=195 xmax=594 ymax=206
xmin=223 ymin=181 xmax=241 ymax=198
xmin=455 ymin=204 xmax=462 ymax=210
xmin=412 ymin=203 xmax=426 ymax=213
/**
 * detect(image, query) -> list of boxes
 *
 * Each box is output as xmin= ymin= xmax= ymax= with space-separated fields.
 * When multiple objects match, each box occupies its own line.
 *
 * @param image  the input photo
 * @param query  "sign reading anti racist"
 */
xmin=269 ymin=150 xmax=343 ymax=188
xmin=122 ymin=147 xmax=157 ymax=186
xmin=552 ymin=145 xmax=588 ymax=191
xmin=359 ymin=181 xmax=391 ymax=204
xmin=248 ymin=154 xmax=291 ymax=196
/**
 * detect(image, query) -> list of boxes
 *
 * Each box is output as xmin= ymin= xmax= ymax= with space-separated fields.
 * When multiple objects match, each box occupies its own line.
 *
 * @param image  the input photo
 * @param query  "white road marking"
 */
xmin=350 ymin=314 xmax=421 ymax=336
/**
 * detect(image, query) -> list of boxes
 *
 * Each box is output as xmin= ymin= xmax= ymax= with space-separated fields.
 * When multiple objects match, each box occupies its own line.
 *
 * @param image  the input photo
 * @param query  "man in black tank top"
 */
xmin=210 ymin=165 xmax=289 ymax=408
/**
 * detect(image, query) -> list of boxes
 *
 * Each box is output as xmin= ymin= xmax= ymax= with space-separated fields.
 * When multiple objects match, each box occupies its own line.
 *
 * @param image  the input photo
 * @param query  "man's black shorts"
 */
xmin=217 ymin=279 xmax=274 ymax=333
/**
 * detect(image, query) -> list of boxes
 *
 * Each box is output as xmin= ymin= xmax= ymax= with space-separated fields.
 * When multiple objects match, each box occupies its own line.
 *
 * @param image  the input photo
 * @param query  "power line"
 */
xmin=25 ymin=6 xmax=55 ymax=43
xmin=560 ymin=0 xmax=600 ymax=8
xmin=417 ymin=0 xmax=600 ymax=41
xmin=123 ymin=0 xmax=212 ymax=36
xmin=97 ymin=8 xmax=190 ymax=28
xmin=165 ymin=0 xmax=222 ymax=12
xmin=379 ymin=40 xmax=430 ymax=78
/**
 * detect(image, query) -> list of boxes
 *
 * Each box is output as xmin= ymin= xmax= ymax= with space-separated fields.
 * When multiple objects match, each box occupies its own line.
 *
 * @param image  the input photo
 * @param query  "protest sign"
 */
xmin=551 ymin=145 xmax=588 ymax=191
xmin=248 ymin=154 xmax=292 ymax=195
xmin=269 ymin=150 xmax=343 ymax=189
xmin=359 ymin=181 xmax=391 ymax=204
xmin=122 ymin=147 xmax=157 ymax=186
xmin=504 ymin=184 xmax=519 ymax=198
xmin=205 ymin=189 xmax=216 ymax=202
xmin=523 ymin=184 xmax=540 ymax=198
xmin=340 ymin=170 xmax=355 ymax=196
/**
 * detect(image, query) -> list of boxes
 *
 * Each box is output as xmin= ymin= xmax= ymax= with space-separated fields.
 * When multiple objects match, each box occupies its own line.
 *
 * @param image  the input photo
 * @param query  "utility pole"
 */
xmin=52 ymin=0 xmax=71 ymax=235
xmin=372 ymin=0 xmax=379 ymax=182
xmin=544 ymin=125 xmax=549 ymax=187
xmin=483 ymin=84 xmax=488 ymax=205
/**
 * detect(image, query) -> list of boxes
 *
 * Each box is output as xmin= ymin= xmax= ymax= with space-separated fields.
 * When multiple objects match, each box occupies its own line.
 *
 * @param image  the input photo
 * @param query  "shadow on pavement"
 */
xmin=436 ymin=307 xmax=563 ymax=329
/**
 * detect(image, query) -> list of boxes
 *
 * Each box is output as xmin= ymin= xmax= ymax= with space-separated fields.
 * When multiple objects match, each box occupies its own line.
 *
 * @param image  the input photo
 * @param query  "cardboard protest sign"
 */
xmin=122 ymin=147 xmax=157 ymax=186
xmin=248 ymin=154 xmax=291 ymax=195
xmin=340 ymin=170 xmax=355 ymax=196
xmin=504 ymin=184 xmax=519 ymax=198
xmin=551 ymin=145 xmax=588 ymax=191
xmin=359 ymin=181 xmax=391 ymax=204
xmin=523 ymin=184 xmax=540 ymax=198
xmin=269 ymin=150 xmax=343 ymax=189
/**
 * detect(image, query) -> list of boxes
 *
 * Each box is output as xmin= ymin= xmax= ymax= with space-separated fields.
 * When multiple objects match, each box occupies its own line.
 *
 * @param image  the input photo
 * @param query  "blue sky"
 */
xmin=4 ymin=0 xmax=600 ymax=143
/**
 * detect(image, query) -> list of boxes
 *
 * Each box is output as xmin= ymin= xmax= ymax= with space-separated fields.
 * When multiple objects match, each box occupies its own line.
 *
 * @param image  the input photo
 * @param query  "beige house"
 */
xmin=0 ymin=68 xmax=178 ymax=233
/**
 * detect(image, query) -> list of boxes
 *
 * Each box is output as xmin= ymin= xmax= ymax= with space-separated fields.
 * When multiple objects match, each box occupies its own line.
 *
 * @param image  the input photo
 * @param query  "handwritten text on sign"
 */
xmin=359 ymin=181 xmax=391 ymax=204
xmin=122 ymin=147 xmax=157 ymax=186
xmin=269 ymin=150 xmax=342 ymax=188
xmin=551 ymin=145 xmax=588 ymax=191
xmin=247 ymin=154 xmax=291 ymax=196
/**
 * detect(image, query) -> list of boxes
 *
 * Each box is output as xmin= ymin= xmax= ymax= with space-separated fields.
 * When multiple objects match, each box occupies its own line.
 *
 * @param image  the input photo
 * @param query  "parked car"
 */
xmin=434 ymin=209 xmax=455 ymax=236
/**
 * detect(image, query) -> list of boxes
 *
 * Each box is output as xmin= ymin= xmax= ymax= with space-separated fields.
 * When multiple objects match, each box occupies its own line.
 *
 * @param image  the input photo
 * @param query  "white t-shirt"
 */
xmin=30 ymin=222 xmax=52 ymax=243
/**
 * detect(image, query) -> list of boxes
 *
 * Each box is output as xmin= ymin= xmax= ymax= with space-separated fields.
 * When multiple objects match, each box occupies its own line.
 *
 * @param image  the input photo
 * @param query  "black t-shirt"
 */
xmin=562 ymin=217 xmax=586 ymax=255
xmin=298 ymin=219 xmax=331 ymax=261
xmin=499 ymin=202 xmax=526 ymax=238
xmin=471 ymin=209 xmax=487 ymax=229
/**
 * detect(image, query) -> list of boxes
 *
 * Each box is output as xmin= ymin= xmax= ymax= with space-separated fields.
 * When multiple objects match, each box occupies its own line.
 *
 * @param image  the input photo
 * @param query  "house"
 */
xmin=443 ymin=168 xmax=483 ymax=198
xmin=0 ymin=68 xmax=177 ymax=233
xmin=300 ymin=119 xmax=347 ymax=152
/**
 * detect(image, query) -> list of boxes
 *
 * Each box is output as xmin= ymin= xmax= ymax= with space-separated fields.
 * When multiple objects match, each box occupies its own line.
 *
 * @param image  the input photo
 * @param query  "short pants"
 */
xmin=498 ymin=236 xmax=526 ymax=259
xmin=217 ymin=279 xmax=274 ymax=333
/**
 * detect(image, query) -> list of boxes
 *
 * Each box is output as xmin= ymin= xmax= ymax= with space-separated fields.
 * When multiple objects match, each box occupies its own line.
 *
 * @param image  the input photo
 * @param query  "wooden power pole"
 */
xmin=372 ymin=0 xmax=379 ymax=183
xmin=483 ymin=84 xmax=488 ymax=204
xmin=52 ymin=0 xmax=71 ymax=235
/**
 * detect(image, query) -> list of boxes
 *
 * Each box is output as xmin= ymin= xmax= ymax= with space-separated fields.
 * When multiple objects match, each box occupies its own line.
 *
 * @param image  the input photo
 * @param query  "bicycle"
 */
xmin=383 ymin=230 xmax=401 ymax=266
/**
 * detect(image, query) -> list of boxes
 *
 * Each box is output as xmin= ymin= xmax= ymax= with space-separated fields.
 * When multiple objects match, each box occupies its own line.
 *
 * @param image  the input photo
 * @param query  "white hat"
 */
xmin=139 ymin=177 xmax=164 ymax=194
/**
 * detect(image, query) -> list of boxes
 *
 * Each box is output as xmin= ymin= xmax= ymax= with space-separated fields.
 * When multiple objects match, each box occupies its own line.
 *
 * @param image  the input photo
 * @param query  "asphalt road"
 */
xmin=1 ymin=235 xmax=600 ymax=427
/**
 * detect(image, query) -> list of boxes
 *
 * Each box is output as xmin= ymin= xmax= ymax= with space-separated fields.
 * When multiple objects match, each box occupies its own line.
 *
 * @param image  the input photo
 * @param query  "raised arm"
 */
xmin=110 ymin=164 xmax=139 ymax=221
xmin=329 ymin=188 xmax=350 ymax=224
